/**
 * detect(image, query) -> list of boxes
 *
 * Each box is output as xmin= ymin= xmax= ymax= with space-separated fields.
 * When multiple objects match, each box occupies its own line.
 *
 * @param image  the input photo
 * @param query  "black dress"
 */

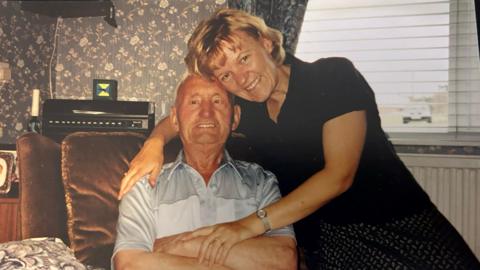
xmin=234 ymin=54 xmax=480 ymax=269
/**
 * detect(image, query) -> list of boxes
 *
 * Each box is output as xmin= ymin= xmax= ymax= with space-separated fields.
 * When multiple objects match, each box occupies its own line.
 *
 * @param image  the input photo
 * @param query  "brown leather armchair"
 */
xmin=15 ymin=131 xmax=255 ymax=269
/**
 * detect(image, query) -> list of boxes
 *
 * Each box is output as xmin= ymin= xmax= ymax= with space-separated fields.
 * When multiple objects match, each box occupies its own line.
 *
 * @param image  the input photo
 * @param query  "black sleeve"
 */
xmin=315 ymin=57 xmax=372 ymax=122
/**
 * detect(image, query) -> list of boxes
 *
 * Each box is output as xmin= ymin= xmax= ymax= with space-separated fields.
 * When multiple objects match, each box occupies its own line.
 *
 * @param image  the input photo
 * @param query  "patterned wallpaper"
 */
xmin=0 ymin=0 xmax=226 ymax=144
xmin=0 ymin=1 xmax=57 ymax=144
xmin=55 ymin=0 xmax=226 ymax=123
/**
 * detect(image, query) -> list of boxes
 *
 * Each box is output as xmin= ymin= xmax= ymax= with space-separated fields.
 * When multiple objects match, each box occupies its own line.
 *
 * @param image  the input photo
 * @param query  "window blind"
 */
xmin=295 ymin=0 xmax=480 ymax=133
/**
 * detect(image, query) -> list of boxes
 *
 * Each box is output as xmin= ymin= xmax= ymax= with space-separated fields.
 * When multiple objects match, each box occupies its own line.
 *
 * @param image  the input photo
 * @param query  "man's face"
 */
xmin=171 ymin=75 xmax=241 ymax=147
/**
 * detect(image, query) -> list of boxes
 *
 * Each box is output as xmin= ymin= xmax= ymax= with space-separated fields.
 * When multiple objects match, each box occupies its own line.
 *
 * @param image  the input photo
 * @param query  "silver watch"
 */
xmin=256 ymin=209 xmax=272 ymax=232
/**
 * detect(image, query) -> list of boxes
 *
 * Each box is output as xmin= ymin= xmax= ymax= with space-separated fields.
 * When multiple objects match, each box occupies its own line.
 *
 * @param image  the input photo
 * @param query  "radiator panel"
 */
xmin=399 ymin=153 xmax=480 ymax=259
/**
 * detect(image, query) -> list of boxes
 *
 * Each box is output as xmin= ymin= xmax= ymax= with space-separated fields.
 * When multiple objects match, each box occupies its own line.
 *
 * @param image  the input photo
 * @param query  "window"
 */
xmin=296 ymin=0 xmax=480 ymax=136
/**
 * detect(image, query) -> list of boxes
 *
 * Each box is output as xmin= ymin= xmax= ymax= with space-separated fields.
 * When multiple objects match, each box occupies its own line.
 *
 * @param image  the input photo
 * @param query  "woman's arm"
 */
xmin=191 ymin=110 xmax=367 ymax=264
xmin=118 ymin=115 xmax=177 ymax=199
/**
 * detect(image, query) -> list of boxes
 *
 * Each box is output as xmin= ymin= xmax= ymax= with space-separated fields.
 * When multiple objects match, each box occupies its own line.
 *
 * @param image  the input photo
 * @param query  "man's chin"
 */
xmin=190 ymin=134 xmax=224 ymax=145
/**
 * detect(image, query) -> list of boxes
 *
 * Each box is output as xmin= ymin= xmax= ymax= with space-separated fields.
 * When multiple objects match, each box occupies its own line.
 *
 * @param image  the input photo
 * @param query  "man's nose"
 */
xmin=200 ymin=101 xmax=213 ymax=117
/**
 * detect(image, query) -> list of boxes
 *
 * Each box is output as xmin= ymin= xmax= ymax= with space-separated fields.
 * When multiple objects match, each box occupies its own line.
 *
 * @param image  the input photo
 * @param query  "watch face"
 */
xmin=257 ymin=209 xmax=266 ymax=218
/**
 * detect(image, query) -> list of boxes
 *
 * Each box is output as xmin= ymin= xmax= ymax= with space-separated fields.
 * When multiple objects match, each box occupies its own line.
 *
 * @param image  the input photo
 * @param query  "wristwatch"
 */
xmin=256 ymin=209 xmax=272 ymax=232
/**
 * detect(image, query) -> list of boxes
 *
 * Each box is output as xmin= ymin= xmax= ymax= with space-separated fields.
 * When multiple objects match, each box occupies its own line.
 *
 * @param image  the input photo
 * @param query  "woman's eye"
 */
xmin=220 ymin=73 xmax=231 ymax=82
xmin=191 ymin=99 xmax=200 ymax=105
xmin=213 ymin=98 xmax=221 ymax=104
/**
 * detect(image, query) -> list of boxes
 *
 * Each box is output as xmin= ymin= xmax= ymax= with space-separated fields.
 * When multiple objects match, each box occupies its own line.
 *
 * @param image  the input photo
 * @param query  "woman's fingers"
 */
xmin=118 ymin=153 xmax=165 ymax=199
xmin=148 ymin=165 xmax=163 ymax=186
xmin=205 ymin=239 xmax=217 ymax=266
xmin=198 ymin=230 xmax=220 ymax=264
xmin=118 ymin=168 xmax=137 ymax=199
xmin=199 ymin=231 xmax=233 ymax=266
xmin=118 ymin=167 xmax=148 ymax=199
xmin=214 ymin=241 xmax=228 ymax=265
xmin=193 ymin=222 xmax=255 ymax=266
xmin=216 ymin=242 xmax=232 ymax=265
xmin=181 ymin=226 xmax=215 ymax=242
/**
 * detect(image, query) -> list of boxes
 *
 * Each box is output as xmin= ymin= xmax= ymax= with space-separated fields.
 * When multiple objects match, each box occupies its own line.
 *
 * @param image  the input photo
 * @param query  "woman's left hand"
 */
xmin=181 ymin=221 xmax=257 ymax=266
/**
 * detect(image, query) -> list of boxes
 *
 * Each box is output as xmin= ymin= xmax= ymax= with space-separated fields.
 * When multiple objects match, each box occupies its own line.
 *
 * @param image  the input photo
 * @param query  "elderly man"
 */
xmin=113 ymin=75 xmax=297 ymax=270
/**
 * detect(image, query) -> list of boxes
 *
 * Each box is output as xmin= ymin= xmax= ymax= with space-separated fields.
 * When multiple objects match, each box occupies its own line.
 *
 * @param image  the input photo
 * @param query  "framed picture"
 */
xmin=0 ymin=144 xmax=17 ymax=194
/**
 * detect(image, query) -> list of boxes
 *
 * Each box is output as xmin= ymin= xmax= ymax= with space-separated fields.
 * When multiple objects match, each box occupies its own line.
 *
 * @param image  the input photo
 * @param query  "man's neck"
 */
xmin=183 ymin=143 xmax=225 ymax=185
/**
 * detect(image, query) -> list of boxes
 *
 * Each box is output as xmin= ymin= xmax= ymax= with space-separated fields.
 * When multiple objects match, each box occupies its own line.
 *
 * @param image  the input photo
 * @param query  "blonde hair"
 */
xmin=185 ymin=8 xmax=285 ymax=78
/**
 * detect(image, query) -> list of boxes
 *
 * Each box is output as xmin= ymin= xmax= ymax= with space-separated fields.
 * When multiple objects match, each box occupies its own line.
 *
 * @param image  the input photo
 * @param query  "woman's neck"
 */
xmin=267 ymin=64 xmax=291 ymax=123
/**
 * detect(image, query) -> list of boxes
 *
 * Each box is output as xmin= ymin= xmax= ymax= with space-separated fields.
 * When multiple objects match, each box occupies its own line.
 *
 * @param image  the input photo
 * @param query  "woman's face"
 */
xmin=210 ymin=31 xmax=278 ymax=102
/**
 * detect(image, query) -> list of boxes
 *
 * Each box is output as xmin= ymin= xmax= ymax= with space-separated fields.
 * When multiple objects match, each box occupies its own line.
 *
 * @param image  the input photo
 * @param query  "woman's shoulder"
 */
xmin=291 ymin=56 xmax=357 ymax=83
xmin=310 ymin=57 xmax=356 ymax=73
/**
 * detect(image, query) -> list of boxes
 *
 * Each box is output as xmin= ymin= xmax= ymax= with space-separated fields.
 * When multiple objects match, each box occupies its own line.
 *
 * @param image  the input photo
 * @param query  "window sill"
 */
xmin=388 ymin=132 xmax=480 ymax=147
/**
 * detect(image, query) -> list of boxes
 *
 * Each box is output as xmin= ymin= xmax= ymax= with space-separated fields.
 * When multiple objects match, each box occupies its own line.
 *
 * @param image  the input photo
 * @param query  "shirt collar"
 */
xmin=166 ymin=149 xmax=243 ymax=182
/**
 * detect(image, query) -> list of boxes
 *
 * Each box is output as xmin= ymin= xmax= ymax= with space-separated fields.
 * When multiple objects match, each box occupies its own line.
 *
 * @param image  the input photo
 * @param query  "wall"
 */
xmin=0 ymin=1 xmax=57 ymax=144
xmin=0 ymin=0 xmax=226 ymax=144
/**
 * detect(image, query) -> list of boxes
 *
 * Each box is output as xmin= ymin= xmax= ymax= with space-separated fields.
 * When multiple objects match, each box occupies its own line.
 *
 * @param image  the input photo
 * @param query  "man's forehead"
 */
xmin=178 ymin=76 xmax=226 ymax=97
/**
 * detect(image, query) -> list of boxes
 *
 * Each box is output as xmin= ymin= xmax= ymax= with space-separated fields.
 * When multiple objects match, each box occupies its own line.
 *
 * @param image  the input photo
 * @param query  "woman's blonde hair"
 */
xmin=185 ymin=8 xmax=285 ymax=78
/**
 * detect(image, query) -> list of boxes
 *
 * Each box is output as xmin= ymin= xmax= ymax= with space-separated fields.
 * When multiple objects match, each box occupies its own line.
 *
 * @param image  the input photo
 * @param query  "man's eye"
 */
xmin=191 ymin=99 xmax=200 ymax=105
xmin=213 ymin=98 xmax=221 ymax=104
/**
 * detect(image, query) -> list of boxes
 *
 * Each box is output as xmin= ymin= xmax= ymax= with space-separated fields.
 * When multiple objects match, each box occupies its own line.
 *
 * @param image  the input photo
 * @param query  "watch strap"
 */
xmin=257 ymin=209 xmax=272 ymax=232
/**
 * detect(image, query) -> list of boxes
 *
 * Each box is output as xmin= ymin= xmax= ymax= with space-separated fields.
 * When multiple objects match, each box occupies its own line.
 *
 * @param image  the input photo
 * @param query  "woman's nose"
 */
xmin=233 ymin=73 xmax=246 ymax=85
xmin=232 ymin=67 xmax=247 ymax=85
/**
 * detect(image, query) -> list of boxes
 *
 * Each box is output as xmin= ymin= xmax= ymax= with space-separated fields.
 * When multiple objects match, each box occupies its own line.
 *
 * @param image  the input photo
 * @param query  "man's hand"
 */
xmin=118 ymin=137 xmax=165 ymax=199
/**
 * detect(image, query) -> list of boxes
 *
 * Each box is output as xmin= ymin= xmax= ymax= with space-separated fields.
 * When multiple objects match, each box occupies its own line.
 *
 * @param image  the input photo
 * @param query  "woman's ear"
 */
xmin=231 ymin=105 xmax=241 ymax=131
xmin=260 ymin=37 xmax=274 ymax=54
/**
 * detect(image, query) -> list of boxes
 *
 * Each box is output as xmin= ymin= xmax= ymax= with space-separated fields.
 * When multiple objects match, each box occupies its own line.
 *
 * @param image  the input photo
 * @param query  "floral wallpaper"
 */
xmin=0 ymin=1 xmax=57 ymax=144
xmin=0 ymin=0 xmax=226 ymax=144
xmin=55 ymin=0 xmax=226 ymax=123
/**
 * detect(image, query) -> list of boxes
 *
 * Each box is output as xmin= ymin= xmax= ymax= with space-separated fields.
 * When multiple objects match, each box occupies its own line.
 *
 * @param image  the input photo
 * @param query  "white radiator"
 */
xmin=398 ymin=153 xmax=480 ymax=259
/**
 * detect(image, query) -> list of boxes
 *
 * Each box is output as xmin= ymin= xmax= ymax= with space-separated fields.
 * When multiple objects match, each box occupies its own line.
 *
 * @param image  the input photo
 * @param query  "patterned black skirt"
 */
xmin=302 ymin=206 xmax=480 ymax=269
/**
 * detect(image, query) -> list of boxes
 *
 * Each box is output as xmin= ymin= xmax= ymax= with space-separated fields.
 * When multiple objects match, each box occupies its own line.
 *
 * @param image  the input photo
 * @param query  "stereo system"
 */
xmin=42 ymin=99 xmax=155 ymax=143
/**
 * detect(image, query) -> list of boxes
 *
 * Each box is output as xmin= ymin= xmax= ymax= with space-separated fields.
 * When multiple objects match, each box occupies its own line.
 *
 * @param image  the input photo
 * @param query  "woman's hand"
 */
xmin=182 ymin=221 xmax=258 ymax=266
xmin=118 ymin=137 xmax=165 ymax=199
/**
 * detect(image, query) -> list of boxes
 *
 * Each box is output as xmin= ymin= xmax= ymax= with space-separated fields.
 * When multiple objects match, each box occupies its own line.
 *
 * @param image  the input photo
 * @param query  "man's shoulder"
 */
xmin=231 ymin=159 xmax=277 ymax=185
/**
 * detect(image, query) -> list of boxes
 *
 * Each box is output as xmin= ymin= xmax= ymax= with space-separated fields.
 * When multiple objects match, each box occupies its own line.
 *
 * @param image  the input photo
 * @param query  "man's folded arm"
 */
xmin=114 ymin=249 xmax=233 ymax=270
xmin=155 ymin=234 xmax=297 ymax=270
xmin=225 ymin=235 xmax=297 ymax=270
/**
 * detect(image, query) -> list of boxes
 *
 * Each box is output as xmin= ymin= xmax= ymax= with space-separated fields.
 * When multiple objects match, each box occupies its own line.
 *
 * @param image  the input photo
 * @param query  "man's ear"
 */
xmin=170 ymin=107 xmax=180 ymax=132
xmin=231 ymin=105 xmax=241 ymax=131
xmin=261 ymin=37 xmax=274 ymax=54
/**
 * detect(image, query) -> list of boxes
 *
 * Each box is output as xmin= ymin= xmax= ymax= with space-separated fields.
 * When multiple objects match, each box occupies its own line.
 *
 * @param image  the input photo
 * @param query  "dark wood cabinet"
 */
xmin=0 ymin=184 xmax=20 ymax=243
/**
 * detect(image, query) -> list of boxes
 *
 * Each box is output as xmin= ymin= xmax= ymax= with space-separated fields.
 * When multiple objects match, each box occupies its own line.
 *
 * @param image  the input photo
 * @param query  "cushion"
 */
xmin=0 ymin=237 xmax=91 ymax=269
xmin=61 ymin=132 xmax=145 ymax=269
xmin=16 ymin=133 xmax=69 ymax=244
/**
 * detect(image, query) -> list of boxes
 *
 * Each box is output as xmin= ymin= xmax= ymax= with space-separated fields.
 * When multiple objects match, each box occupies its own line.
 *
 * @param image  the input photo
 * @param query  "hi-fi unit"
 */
xmin=42 ymin=99 xmax=155 ymax=143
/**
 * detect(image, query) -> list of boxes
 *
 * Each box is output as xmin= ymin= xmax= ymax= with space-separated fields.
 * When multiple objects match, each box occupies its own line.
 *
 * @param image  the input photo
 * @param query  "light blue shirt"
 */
xmin=113 ymin=150 xmax=295 ymax=259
